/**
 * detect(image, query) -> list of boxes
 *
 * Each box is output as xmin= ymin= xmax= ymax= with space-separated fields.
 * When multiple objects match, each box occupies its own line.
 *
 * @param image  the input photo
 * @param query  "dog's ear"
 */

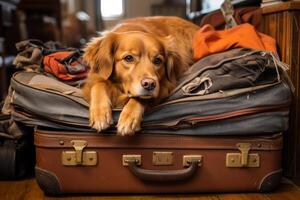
xmin=160 ymin=35 xmax=188 ymax=84
xmin=83 ymin=33 xmax=117 ymax=80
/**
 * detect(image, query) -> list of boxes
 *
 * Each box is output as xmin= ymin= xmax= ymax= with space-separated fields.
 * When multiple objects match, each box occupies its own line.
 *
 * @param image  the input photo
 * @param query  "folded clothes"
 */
xmin=43 ymin=50 xmax=89 ymax=81
xmin=193 ymin=23 xmax=277 ymax=60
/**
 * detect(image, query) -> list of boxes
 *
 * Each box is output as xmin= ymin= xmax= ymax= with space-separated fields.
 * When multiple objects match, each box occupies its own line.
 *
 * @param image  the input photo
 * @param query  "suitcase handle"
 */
xmin=127 ymin=160 xmax=199 ymax=182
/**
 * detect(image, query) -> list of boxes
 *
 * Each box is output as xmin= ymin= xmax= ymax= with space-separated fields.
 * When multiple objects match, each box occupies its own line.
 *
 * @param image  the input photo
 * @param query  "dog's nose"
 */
xmin=141 ymin=78 xmax=156 ymax=91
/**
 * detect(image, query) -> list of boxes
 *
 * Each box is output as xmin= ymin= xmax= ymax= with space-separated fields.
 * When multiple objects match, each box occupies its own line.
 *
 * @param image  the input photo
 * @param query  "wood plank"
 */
xmin=0 ymin=179 xmax=32 ymax=200
xmin=1 ymin=179 xmax=300 ymax=200
xmin=218 ymin=193 xmax=268 ymax=200
xmin=265 ymin=184 xmax=300 ymax=200
xmin=23 ymin=179 xmax=51 ymax=200
xmin=177 ymin=194 xmax=219 ymax=200
xmin=8 ymin=178 xmax=181 ymax=200
xmin=262 ymin=2 xmax=300 ymax=15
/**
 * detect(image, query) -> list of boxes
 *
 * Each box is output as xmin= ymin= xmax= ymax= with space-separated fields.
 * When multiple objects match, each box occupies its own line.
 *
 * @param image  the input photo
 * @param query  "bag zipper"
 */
xmin=181 ymin=104 xmax=289 ymax=126
xmin=143 ymin=104 xmax=289 ymax=129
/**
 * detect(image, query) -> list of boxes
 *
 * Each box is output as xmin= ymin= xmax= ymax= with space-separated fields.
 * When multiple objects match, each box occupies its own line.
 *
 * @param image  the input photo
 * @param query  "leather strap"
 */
xmin=0 ymin=141 xmax=16 ymax=179
xmin=127 ymin=160 xmax=199 ymax=182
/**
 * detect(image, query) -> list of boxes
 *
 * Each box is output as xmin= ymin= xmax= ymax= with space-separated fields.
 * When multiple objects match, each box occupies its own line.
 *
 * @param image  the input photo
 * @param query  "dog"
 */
xmin=83 ymin=16 xmax=199 ymax=136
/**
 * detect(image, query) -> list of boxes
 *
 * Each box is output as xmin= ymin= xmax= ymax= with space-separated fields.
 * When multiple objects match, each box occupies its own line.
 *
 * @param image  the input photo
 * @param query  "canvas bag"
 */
xmin=6 ymin=48 xmax=292 ymax=136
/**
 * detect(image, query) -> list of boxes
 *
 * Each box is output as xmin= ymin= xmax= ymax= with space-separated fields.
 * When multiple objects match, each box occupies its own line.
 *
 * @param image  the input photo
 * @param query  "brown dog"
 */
xmin=83 ymin=16 xmax=199 ymax=135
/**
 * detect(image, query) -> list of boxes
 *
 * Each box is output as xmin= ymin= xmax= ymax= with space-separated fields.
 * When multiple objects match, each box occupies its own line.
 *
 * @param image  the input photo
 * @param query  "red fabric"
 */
xmin=193 ymin=23 xmax=277 ymax=60
xmin=43 ymin=51 xmax=89 ymax=81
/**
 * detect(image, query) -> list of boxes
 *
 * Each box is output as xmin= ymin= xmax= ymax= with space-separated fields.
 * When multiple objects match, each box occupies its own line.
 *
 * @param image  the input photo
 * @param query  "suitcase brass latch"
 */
xmin=183 ymin=155 xmax=202 ymax=167
xmin=62 ymin=140 xmax=97 ymax=166
xmin=123 ymin=155 xmax=142 ymax=166
xmin=226 ymin=143 xmax=260 ymax=168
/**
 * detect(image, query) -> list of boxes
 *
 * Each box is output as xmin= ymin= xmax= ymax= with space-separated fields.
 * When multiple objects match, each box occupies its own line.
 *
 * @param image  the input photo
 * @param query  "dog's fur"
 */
xmin=83 ymin=16 xmax=199 ymax=135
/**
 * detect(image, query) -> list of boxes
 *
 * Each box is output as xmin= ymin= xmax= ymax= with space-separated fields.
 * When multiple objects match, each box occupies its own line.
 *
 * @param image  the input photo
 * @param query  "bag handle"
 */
xmin=126 ymin=160 xmax=200 ymax=182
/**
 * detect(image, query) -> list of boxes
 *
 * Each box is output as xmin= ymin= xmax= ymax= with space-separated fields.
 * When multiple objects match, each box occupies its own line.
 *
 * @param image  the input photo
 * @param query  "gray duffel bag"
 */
xmin=4 ymin=48 xmax=293 ymax=136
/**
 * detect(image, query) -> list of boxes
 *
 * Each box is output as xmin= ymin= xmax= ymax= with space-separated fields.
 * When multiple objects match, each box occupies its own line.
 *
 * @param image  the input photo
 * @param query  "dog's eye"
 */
xmin=123 ymin=55 xmax=135 ymax=63
xmin=153 ymin=57 xmax=163 ymax=65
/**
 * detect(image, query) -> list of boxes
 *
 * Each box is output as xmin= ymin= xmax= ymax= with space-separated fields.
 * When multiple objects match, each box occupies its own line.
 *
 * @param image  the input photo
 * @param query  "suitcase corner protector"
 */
xmin=258 ymin=169 xmax=282 ymax=192
xmin=35 ymin=167 xmax=62 ymax=195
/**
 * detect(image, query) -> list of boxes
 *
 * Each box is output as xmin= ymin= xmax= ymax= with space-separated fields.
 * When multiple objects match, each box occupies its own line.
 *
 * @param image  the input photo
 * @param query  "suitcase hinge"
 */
xmin=62 ymin=140 xmax=97 ymax=166
xmin=226 ymin=143 xmax=260 ymax=168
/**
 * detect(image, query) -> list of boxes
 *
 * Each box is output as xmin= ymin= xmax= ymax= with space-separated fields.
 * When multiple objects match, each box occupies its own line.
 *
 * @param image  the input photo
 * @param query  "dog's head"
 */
xmin=84 ymin=31 xmax=183 ymax=99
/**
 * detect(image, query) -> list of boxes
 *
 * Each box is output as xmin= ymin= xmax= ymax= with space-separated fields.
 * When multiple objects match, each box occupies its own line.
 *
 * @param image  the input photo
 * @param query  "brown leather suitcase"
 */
xmin=34 ymin=128 xmax=283 ymax=195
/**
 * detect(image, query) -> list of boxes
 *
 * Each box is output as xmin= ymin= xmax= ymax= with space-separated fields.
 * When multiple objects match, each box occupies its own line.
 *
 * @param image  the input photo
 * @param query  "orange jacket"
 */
xmin=193 ymin=23 xmax=277 ymax=60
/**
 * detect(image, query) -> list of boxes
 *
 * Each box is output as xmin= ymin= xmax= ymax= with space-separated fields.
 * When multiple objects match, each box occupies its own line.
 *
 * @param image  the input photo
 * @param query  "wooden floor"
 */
xmin=1 ymin=179 xmax=300 ymax=200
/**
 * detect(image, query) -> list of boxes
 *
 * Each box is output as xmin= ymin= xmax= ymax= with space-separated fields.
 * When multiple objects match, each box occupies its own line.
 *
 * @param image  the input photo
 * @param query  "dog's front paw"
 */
xmin=89 ymin=104 xmax=113 ymax=132
xmin=117 ymin=109 xmax=142 ymax=136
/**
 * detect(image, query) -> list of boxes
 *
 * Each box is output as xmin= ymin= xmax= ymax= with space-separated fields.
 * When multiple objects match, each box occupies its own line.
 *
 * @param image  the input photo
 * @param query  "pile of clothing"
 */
xmin=13 ymin=39 xmax=89 ymax=87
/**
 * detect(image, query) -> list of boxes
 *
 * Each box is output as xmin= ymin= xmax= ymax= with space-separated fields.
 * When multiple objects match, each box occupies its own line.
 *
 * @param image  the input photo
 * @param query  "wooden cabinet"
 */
xmin=17 ymin=0 xmax=62 ymax=42
xmin=260 ymin=1 xmax=300 ymax=178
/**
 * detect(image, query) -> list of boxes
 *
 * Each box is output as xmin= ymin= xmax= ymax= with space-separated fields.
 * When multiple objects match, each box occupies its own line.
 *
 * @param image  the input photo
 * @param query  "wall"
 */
xmin=71 ymin=0 xmax=171 ymax=34
xmin=125 ymin=0 xmax=164 ymax=18
xmin=103 ymin=0 xmax=164 ymax=30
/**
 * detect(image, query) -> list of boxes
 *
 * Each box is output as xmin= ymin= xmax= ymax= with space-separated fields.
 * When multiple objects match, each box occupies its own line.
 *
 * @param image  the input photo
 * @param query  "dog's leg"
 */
xmin=117 ymin=98 xmax=144 ymax=136
xmin=89 ymin=82 xmax=114 ymax=132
